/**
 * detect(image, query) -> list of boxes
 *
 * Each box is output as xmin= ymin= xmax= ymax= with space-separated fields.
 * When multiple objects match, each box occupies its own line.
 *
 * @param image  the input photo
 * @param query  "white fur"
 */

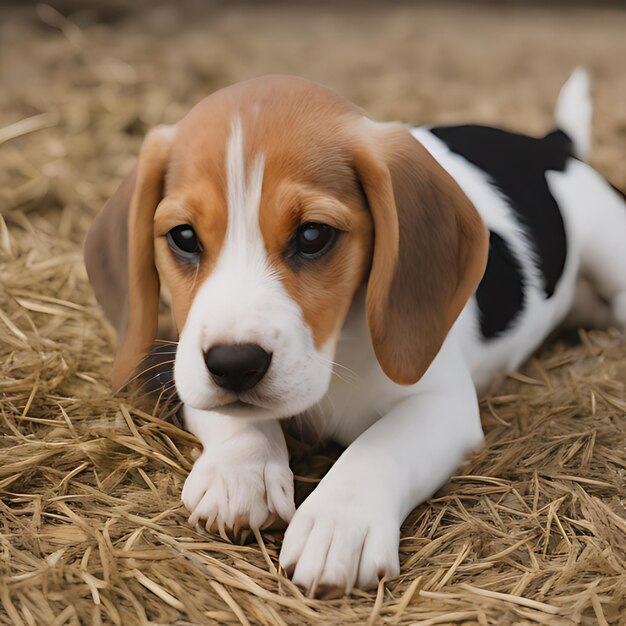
xmin=278 ymin=135 xmax=625 ymax=593
xmin=554 ymin=67 xmax=592 ymax=161
xmin=174 ymin=120 xmax=334 ymax=419
xmin=281 ymin=330 xmax=484 ymax=593
xmin=179 ymin=81 xmax=626 ymax=595
xmin=412 ymin=127 xmax=581 ymax=392
xmin=177 ymin=120 xmax=334 ymax=537
xmin=546 ymin=160 xmax=626 ymax=327
xmin=182 ymin=406 xmax=295 ymax=533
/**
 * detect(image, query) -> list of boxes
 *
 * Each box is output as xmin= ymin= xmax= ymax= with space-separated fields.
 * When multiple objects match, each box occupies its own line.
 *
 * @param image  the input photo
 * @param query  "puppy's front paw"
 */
xmin=182 ymin=449 xmax=295 ymax=534
xmin=279 ymin=491 xmax=400 ymax=597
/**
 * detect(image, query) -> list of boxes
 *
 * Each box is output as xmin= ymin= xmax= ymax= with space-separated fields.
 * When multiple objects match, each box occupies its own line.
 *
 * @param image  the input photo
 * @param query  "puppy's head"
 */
xmin=85 ymin=76 xmax=487 ymax=419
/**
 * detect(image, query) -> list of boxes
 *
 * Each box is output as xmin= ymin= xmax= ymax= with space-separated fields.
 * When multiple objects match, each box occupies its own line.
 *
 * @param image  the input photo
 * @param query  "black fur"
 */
xmin=430 ymin=125 xmax=571 ymax=301
xmin=475 ymin=231 xmax=526 ymax=338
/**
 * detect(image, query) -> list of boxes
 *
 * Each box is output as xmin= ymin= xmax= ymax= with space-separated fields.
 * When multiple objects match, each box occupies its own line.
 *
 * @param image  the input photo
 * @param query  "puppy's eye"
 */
xmin=295 ymin=223 xmax=337 ymax=258
xmin=166 ymin=224 xmax=201 ymax=261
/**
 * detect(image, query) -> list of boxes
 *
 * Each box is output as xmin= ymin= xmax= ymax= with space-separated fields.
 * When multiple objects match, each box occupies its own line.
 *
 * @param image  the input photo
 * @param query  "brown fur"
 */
xmin=84 ymin=75 xmax=487 ymax=389
xmin=116 ymin=127 xmax=173 ymax=389
xmin=84 ymin=167 xmax=135 ymax=334
xmin=153 ymin=182 xmax=228 ymax=331
xmin=353 ymin=120 xmax=488 ymax=384
xmin=260 ymin=181 xmax=372 ymax=351
xmin=84 ymin=127 xmax=174 ymax=389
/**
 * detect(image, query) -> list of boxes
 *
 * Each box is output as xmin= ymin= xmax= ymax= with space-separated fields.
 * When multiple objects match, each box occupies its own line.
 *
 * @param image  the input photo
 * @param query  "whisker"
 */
xmin=329 ymin=361 xmax=359 ymax=379
xmin=125 ymin=358 xmax=176 ymax=387
xmin=158 ymin=398 xmax=183 ymax=421
xmin=153 ymin=380 xmax=177 ymax=398
xmin=318 ymin=354 xmax=359 ymax=376
xmin=137 ymin=351 xmax=178 ymax=357
xmin=317 ymin=355 xmax=360 ymax=384
xmin=132 ymin=379 xmax=177 ymax=404
xmin=330 ymin=370 xmax=357 ymax=387
xmin=131 ymin=367 xmax=175 ymax=396
xmin=153 ymin=383 xmax=178 ymax=411
xmin=313 ymin=356 xmax=359 ymax=388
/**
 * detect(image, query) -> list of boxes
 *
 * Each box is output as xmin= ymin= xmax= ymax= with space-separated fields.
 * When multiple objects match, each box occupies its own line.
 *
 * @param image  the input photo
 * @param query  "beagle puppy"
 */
xmin=85 ymin=69 xmax=626 ymax=596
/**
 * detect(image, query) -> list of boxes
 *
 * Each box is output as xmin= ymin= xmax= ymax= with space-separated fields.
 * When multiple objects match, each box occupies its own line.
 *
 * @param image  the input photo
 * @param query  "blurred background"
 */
xmin=1 ymin=0 xmax=624 ymax=378
xmin=1 ymin=4 xmax=625 ymax=623
xmin=1 ymin=1 xmax=624 ymax=249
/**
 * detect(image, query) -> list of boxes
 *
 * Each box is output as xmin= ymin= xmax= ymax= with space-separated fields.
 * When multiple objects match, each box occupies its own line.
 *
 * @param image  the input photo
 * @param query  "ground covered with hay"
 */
xmin=1 ymin=2 xmax=625 ymax=625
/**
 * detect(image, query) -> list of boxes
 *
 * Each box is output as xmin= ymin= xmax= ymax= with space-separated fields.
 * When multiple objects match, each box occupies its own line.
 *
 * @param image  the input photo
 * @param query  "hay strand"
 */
xmin=1 ymin=3 xmax=624 ymax=625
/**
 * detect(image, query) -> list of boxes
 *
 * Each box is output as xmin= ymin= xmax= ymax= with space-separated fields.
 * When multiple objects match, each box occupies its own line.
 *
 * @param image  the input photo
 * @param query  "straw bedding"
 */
xmin=1 ymin=3 xmax=625 ymax=624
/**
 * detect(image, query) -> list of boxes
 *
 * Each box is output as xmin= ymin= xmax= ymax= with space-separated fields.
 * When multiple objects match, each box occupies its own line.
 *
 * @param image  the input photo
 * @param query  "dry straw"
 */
xmin=1 ymin=4 xmax=625 ymax=625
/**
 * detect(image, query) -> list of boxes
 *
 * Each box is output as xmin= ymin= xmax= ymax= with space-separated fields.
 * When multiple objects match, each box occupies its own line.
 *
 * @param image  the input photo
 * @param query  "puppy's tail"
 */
xmin=554 ymin=67 xmax=592 ymax=161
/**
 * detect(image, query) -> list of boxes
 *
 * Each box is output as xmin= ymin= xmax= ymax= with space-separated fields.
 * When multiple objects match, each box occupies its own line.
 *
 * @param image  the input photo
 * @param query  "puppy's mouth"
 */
xmin=220 ymin=399 xmax=256 ymax=411
xmin=214 ymin=398 xmax=282 ymax=421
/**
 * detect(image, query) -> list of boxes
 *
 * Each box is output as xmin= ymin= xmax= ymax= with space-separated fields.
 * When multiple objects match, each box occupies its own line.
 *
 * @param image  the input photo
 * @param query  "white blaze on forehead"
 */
xmin=182 ymin=117 xmax=276 ymax=349
xmin=225 ymin=118 xmax=265 ymax=259
xmin=174 ymin=117 xmax=335 ymax=417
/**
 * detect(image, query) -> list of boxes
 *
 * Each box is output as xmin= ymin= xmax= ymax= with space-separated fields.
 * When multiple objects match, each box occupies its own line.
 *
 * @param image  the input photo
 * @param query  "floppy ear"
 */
xmin=352 ymin=120 xmax=488 ymax=385
xmin=84 ymin=126 xmax=174 ymax=389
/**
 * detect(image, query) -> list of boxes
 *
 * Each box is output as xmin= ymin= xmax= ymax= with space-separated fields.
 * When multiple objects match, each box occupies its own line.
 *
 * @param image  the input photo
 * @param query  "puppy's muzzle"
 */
xmin=204 ymin=344 xmax=272 ymax=393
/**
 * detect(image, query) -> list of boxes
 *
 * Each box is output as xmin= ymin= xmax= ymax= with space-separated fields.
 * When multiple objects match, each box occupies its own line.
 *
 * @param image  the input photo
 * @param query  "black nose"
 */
xmin=204 ymin=343 xmax=272 ymax=393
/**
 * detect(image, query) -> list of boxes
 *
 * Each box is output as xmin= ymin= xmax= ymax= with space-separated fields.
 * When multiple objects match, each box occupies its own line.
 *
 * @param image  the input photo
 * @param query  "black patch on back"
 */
xmin=430 ymin=125 xmax=571 ymax=298
xmin=475 ymin=231 xmax=525 ymax=338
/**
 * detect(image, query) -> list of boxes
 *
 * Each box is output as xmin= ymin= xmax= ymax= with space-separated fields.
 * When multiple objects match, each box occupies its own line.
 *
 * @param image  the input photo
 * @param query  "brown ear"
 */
xmin=352 ymin=120 xmax=488 ymax=385
xmin=84 ymin=126 xmax=174 ymax=389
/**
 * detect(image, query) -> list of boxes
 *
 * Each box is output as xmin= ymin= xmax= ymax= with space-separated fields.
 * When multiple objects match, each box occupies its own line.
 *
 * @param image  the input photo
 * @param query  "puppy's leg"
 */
xmin=279 ymin=340 xmax=483 ymax=595
xmin=563 ymin=276 xmax=613 ymax=330
xmin=578 ymin=184 xmax=626 ymax=329
xmin=182 ymin=406 xmax=295 ymax=533
xmin=548 ymin=164 xmax=626 ymax=330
